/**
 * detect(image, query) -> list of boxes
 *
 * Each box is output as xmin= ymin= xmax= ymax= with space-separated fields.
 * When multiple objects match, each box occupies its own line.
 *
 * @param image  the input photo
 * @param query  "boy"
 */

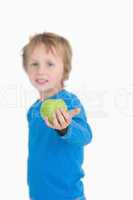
xmin=22 ymin=32 xmax=92 ymax=200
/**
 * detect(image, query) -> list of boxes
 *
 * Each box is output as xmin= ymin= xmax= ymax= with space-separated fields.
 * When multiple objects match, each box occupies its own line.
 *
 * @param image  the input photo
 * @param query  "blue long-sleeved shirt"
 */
xmin=27 ymin=89 xmax=92 ymax=200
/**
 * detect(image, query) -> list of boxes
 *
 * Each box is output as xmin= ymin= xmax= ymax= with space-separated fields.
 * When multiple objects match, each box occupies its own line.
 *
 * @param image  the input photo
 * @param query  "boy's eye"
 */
xmin=47 ymin=62 xmax=54 ymax=67
xmin=31 ymin=62 xmax=39 ymax=67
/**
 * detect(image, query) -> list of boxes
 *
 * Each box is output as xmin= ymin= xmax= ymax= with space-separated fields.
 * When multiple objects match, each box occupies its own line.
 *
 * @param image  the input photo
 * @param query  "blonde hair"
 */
xmin=21 ymin=32 xmax=73 ymax=87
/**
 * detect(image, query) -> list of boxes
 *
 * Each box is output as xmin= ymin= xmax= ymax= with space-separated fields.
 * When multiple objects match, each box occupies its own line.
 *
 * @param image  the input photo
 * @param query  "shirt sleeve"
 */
xmin=55 ymin=95 xmax=93 ymax=146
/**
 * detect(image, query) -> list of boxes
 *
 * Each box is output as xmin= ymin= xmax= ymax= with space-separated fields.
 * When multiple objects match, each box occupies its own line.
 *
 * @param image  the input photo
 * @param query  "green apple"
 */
xmin=40 ymin=99 xmax=68 ymax=124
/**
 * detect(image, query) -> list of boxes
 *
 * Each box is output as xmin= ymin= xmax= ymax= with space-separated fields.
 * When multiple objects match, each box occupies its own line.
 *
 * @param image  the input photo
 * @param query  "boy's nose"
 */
xmin=37 ymin=66 xmax=47 ymax=75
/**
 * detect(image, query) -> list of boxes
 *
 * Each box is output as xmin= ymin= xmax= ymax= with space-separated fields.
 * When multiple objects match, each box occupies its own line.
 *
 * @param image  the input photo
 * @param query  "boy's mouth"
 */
xmin=36 ymin=79 xmax=49 ymax=85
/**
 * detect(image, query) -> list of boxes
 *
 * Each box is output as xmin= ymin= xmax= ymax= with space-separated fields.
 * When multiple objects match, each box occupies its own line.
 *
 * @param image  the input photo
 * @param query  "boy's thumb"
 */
xmin=69 ymin=108 xmax=80 ymax=118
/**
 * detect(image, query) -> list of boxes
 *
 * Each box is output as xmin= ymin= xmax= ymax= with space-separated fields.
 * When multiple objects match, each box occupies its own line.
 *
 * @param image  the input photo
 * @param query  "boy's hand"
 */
xmin=44 ymin=108 xmax=80 ymax=131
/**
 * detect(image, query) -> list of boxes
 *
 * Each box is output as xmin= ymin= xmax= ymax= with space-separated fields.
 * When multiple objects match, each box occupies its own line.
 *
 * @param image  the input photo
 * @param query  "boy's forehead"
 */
xmin=29 ymin=43 xmax=60 ymax=58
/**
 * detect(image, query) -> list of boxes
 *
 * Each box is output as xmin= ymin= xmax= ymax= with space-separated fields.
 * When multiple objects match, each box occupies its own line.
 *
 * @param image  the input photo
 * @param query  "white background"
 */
xmin=0 ymin=0 xmax=133 ymax=199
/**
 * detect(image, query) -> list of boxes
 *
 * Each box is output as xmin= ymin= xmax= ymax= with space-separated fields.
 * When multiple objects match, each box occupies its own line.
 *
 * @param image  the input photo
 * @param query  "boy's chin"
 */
xmin=37 ymin=86 xmax=52 ymax=93
xmin=34 ymin=83 xmax=49 ymax=91
xmin=33 ymin=83 xmax=62 ymax=94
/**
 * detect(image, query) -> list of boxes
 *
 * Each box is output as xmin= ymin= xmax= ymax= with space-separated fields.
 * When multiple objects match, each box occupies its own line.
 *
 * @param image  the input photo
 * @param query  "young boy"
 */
xmin=22 ymin=32 xmax=92 ymax=200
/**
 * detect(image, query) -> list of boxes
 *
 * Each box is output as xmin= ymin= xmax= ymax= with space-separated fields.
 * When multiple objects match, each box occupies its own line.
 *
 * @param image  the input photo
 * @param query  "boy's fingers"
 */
xmin=59 ymin=108 xmax=71 ymax=123
xmin=53 ymin=112 xmax=61 ymax=128
xmin=44 ymin=108 xmax=80 ymax=128
xmin=69 ymin=108 xmax=80 ymax=118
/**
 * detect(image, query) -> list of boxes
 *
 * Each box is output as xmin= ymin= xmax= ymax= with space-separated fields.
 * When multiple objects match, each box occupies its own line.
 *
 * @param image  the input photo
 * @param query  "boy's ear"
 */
xmin=62 ymin=75 xmax=66 ymax=82
xmin=63 ymin=71 xmax=69 ymax=81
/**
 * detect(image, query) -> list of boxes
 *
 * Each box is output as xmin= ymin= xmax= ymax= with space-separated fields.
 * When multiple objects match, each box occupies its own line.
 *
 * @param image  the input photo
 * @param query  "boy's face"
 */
xmin=26 ymin=44 xmax=64 ymax=98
